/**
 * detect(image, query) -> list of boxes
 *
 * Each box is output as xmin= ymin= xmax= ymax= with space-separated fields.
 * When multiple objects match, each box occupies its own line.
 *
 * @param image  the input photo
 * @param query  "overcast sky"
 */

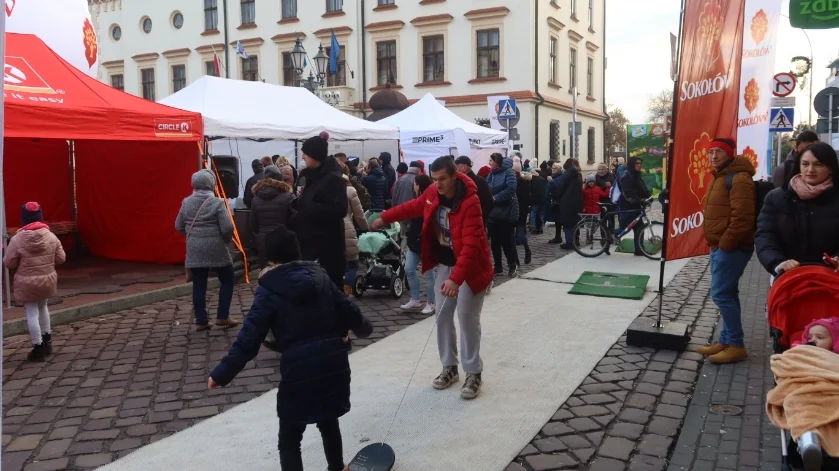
xmin=605 ymin=0 xmax=837 ymax=125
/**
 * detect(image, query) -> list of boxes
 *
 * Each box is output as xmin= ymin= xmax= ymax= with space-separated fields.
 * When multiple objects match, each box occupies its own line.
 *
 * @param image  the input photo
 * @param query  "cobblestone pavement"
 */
xmin=668 ymin=257 xmax=779 ymax=471
xmin=508 ymin=256 xmax=723 ymax=471
xmin=1 ymin=230 xmax=568 ymax=471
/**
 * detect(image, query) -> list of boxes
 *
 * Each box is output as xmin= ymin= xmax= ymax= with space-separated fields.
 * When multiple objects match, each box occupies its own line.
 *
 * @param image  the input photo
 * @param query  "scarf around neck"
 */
xmin=192 ymin=189 xmax=215 ymax=198
xmin=790 ymin=174 xmax=833 ymax=201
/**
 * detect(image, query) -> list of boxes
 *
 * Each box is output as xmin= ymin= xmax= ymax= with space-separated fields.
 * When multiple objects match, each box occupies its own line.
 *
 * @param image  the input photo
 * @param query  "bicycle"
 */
xmin=572 ymin=197 xmax=664 ymax=260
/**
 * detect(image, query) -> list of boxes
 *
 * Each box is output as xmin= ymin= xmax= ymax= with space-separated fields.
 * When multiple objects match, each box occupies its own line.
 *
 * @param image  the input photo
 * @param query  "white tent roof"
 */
xmin=159 ymin=76 xmax=399 ymax=141
xmin=379 ymin=93 xmax=508 ymax=149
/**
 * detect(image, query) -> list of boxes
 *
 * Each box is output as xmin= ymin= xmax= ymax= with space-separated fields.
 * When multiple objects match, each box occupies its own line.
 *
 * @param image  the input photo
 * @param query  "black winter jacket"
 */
xmin=210 ymin=261 xmax=372 ymax=424
xmin=530 ymin=174 xmax=548 ymax=205
xmin=363 ymin=167 xmax=389 ymax=210
xmin=619 ymin=159 xmax=651 ymax=210
xmin=243 ymin=170 xmax=264 ymax=208
xmin=295 ymin=158 xmax=348 ymax=285
xmin=549 ymin=167 xmax=583 ymax=226
xmin=465 ymin=170 xmax=493 ymax=223
xmin=516 ymin=173 xmax=533 ymax=226
xmin=755 ymin=187 xmax=839 ymax=275
xmin=250 ymin=179 xmax=296 ymax=268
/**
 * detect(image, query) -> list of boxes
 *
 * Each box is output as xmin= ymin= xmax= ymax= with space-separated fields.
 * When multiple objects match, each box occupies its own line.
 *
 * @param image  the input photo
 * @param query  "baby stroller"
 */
xmin=352 ymin=210 xmax=406 ymax=299
xmin=767 ymin=264 xmax=839 ymax=471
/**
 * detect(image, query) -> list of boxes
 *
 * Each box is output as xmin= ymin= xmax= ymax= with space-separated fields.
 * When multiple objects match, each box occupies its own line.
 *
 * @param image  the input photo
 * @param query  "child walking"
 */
xmin=3 ymin=202 xmax=66 ymax=362
xmin=208 ymin=225 xmax=373 ymax=471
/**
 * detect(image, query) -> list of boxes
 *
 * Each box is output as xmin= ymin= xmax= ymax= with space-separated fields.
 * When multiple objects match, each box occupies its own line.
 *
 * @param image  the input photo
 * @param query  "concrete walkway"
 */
xmin=99 ymin=255 xmax=687 ymax=471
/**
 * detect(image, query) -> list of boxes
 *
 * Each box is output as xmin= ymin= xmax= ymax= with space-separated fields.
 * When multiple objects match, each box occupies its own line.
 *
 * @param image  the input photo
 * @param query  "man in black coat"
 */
xmin=294 ymin=134 xmax=348 ymax=289
xmin=455 ymin=156 xmax=493 ymax=223
xmin=770 ymin=130 xmax=819 ymax=188
xmin=618 ymin=157 xmax=652 ymax=255
xmin=379 ymin=151 xmax=397 ymax=194
xmin=529 ymin=170 xmax=548 ymax=233
xmin=362 ymin=159 xmax=389 ymax=210
xmin=548 ymin=159 xmax=583 ymax=249
xmin=243 ymin=159 xmax=264 ymax=208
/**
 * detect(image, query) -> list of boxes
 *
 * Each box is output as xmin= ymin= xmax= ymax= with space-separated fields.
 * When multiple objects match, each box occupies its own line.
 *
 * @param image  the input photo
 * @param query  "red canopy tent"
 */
xmin=4 ymin=33 xmax=204 ymax=263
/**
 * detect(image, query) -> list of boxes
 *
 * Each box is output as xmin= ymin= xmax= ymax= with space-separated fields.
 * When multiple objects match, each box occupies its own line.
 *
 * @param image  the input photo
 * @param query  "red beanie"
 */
xmin=710 ymin=137 xmax=736 ymax=157
xmin=478 ymin=166 xmax=491 ymax=178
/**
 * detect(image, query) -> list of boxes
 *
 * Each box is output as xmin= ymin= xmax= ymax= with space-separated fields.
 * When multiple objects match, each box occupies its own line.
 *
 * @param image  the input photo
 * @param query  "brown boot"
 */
xmin=215 ymin=319 xmax=240 ymax=329
xmin=196 ymin=322 xmax=213 ymax=332
xmin=696 ymin=342 xmax=727 ymax=356
xmin=344 ymin=285 xmax=352 ymax=297
xmin=708 ymin=346 xmax=748 ymax=364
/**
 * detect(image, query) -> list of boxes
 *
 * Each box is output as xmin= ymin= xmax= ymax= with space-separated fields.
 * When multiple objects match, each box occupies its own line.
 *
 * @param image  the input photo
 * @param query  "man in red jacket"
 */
xmin=371 ymin=156 xmax=493 ymax=399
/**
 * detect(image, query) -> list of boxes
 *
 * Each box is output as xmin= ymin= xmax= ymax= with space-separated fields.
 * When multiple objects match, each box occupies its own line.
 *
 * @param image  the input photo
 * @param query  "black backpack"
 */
xmin=725 ymin=173 xmax=773 ymax=225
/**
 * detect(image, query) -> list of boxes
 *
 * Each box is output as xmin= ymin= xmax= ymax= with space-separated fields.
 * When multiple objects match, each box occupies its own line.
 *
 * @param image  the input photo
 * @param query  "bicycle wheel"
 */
xmin=636 ymin=221 xmax=664 ymax=260
xmin=573 ymin=219 xmax=609 ymax=258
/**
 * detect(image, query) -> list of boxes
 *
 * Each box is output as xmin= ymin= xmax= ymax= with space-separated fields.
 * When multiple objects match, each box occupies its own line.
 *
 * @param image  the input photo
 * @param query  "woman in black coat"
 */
xmin=294 ymin=134 xmax=348 ymax=289
xmin=548 ymin=159 xmax=583 ymax=249
xmin=250 ymin=165 xmax=297 ymax=268
xmin=516 ymin=170 xmax=533 ymax=264
xmin=756 ymin=143 xmax=839 ymax=275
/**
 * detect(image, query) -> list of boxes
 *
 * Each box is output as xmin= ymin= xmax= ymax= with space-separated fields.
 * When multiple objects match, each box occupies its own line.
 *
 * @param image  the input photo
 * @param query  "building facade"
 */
xmin=90 ymin=0 xmax=607 ymax=166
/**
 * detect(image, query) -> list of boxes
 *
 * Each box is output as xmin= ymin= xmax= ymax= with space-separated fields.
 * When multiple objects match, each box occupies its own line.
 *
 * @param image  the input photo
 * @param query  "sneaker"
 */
xmin=42 ymin=332 xmax=53 ymax=355
xmin=400 ymin=299 xmax=423 ymax=310
xmin=696 ymin=342 xmax=728 ymax=356
xmin=26 ymin=343 xmax=47 ymax=362
xmin=708 ymin=346 xmax=748 ymax=364
xmin=421 ymin=303 xmax=435 ymax=315
xmin=508 ymin=266 xmax=519 ymax=278
xmin=460 ymin=373 xmax=482 ymax=400
xmin=432 ymin=366 xmax=459 ymax=390
xmin=493 ymin=267 xmax=504 ymax=277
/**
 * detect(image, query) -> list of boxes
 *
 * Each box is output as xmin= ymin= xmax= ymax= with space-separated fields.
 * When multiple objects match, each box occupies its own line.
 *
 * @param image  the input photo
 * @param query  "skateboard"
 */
xmin=347 ymin=443 xmax=395 ymax=471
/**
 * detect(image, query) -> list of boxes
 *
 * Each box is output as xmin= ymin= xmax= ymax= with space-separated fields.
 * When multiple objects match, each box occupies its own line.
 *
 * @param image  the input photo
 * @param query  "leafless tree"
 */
xmin=605 ymin=106 xmax=630 ymax=151
xmin=647 ymin=88 xmax=674 ymax=124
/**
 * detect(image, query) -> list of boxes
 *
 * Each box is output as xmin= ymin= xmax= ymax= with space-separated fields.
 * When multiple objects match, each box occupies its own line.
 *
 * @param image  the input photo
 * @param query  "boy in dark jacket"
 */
xmin=209 ymin=226 xmax=373 ymax=471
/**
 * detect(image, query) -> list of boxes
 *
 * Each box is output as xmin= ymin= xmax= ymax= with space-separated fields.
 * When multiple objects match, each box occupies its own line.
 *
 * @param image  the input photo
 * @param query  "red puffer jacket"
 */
xmin=582 ymin=185 xmax=610 ymax=215
xmin=381 ymin=172 xmax=493 ymax=294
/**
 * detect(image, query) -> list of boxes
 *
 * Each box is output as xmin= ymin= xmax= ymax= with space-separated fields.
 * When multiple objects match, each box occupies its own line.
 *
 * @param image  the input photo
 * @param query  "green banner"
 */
xmin=626 ymin=124 xmax=667 ymax=197
xmin=789 ymin=1 xmax=839 ymax=29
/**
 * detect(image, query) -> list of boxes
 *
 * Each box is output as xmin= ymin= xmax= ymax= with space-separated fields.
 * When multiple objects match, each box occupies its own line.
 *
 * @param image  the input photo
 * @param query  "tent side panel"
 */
xmin=3 ymin=138 xmax=73 ymax=228
xmin=74 ymin=140 xmax=195 ymax=264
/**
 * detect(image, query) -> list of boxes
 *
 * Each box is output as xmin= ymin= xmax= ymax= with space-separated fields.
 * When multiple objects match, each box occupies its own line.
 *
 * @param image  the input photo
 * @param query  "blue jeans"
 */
xmin=406 ymin=249 xmax=436 ymax=303
xmin=530 ymin=204 xmax=544 ymax=230
xmin=709 ymin=248 xmax=753 ymax=348
xmin=344 ymin=260 xmax=359 ymax=287
xmin=190 ymin=266 xmax=235 ymax=325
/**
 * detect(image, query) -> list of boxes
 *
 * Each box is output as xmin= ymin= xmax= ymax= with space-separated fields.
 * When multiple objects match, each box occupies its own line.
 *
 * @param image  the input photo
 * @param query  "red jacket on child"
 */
xmin=582 ymin=185 xmax=610 ymax=215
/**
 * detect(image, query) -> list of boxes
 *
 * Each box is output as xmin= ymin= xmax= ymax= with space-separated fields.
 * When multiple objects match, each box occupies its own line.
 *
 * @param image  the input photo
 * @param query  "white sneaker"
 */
xmin=400 ymin=299 xmax=422 ymax=310
xmin=422 ymin=302 xmax=435 ymax=314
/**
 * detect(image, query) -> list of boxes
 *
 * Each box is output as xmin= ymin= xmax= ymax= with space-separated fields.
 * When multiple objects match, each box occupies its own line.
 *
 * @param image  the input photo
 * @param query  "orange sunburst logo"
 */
xmin=697 ymin=0 xmax=723 ymax=72
xmin=742 ymin=146 xmax=759 ymax=171
xmin=751 ymin=9 xmax=768 ymax=44
xmin=83 ymin=18 xmax=98 ymax=68
xmin=688 ymin=132 xmax=715 ymax=204
xmin=744 ymin=78 xmax=760 ymax=114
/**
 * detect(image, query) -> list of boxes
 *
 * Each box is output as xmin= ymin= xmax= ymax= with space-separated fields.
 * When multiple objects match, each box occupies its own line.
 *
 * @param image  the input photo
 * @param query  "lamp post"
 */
xmin=290 ymin=37 xmax=340 ymax=106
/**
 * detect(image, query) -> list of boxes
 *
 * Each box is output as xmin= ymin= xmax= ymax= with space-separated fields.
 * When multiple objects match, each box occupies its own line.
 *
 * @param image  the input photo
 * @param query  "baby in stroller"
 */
xmin=766 ymin=312 xmax=839 ymax=471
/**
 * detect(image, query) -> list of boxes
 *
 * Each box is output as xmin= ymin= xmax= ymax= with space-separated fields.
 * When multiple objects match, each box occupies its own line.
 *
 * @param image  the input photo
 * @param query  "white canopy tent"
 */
xmin=159 ymin=76 xmax=399 ymax=141
xmin=379 ymin=93 xmax=509 ymax=166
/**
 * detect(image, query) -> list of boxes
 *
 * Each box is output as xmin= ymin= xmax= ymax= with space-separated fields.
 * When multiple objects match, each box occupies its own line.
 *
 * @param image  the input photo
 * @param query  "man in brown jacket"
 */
xmin=698 ymin=137 xmax=756 ymax=364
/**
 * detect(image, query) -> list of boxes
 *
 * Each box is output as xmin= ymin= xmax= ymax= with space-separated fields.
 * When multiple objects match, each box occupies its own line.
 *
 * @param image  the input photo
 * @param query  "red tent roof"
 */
xmin=4 ymin=33 xmax=203 ymax=141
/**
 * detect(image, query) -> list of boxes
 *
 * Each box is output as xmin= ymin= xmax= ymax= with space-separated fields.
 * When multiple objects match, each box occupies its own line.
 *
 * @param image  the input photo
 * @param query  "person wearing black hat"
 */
xmin=294 ymin=132 xmax=348 ymax=289
xmin=243 ymin=159 xmax=265 ymax=208
xmin=455 ymin=156 xmax=493 ymax=222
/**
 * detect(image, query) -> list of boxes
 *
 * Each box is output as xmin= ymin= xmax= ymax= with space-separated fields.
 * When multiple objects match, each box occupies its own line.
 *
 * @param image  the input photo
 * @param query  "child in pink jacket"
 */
xmin=3 ymin=202 xmax=66 ymax=361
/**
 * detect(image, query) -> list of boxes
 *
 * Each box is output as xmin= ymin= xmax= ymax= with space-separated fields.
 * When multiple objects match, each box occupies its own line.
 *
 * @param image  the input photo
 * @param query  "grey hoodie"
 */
xmin=391 ymin=167 xmax=420 ymax=208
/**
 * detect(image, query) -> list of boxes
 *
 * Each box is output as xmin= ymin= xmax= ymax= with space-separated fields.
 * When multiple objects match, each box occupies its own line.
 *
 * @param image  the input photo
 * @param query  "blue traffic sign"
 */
xmin=769 ymin=108 xmax=794 ymax=132
xmin=498 ymin=99 xmax=517 ymax=119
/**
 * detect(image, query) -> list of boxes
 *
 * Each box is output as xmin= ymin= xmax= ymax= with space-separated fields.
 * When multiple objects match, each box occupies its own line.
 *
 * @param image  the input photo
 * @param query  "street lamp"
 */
xmin=290 ymin=37 xmax=338 ymax=105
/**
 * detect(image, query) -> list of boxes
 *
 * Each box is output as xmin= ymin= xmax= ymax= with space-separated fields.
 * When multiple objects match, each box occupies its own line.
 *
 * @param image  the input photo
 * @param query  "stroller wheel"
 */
xmin=353 ymin=276 xmax=366 ymax=298
xmin=390 ymin=275 xmax=405 ymax=299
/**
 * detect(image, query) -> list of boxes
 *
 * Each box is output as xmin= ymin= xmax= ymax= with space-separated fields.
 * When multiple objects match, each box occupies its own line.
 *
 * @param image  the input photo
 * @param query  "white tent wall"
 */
xmin=329 ymin=140 xmax=399 ymax=163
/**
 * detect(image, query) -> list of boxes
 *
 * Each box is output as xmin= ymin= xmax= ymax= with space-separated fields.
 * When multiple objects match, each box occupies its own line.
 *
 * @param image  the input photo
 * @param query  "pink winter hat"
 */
xmin=801 ymin=317 xmax=839 ymax=352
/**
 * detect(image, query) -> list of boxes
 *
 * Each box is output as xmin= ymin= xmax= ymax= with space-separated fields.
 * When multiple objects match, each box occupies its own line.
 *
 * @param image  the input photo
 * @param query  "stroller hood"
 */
xmin=768 ymin=265 xmax=839 ymax=350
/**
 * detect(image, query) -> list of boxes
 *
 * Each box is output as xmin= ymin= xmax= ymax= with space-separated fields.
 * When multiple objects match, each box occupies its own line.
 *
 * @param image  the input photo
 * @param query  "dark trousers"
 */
xmin=278 ymin=418 xmax=344 ymax=471
xmin=488 ymin=221 xmax=517 ymax=271
xmin=189 ymin=266 xmax=235 ymax=325
xmin=618 ymin=211 xmax=644 ymax=254
xmin=554 ymin=224 xmax=574 ymax=244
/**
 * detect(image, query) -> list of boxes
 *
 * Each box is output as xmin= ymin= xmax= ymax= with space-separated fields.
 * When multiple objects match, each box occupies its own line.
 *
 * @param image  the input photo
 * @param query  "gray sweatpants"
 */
xmin=434 ymin=265 xmax=486 ymax=374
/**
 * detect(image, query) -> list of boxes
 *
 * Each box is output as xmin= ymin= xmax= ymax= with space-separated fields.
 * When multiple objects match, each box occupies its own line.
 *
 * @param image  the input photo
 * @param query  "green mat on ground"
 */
xmin=615 ymin=237 xmax=661 ymax=255
xmin=568 ymin=271 xmax=650 ymax=300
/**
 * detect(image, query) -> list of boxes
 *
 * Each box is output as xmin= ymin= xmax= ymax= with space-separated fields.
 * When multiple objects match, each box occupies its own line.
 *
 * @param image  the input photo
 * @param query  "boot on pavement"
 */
xmin=27 ymin=343 xmax=47 ymax=362
xmin=696 ymin=342 xmax=728 ymax=356
xmin=708 ymin=346 xmax=748 ymax=364
xmin=215 ymin=318 xmax=240 ymax=329
xmin=42 ymin=332 xmax=53 ymax=355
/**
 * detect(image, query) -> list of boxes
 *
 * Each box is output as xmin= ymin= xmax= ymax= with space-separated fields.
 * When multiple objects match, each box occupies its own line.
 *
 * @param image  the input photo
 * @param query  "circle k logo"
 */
xmin=4 ymin=63 xmax=26 ymax=84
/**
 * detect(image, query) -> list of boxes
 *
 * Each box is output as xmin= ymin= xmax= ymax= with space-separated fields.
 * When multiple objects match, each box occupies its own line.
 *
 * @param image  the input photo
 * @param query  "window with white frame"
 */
xmin=282 ymin=53 xmax=299 ymax=86
xmin=141 ymin=68 xmax=156 ymax=100
xmin=242 ymin=56 xmax=259 ymax=81
xmin=549 ymin=37 xmax=557 ymax=84
xmin=378 ymin=0 xmax=394 ymax=4
xmin=282 ymin=0 xmax=297 ymax=18
xmin=204 ymin=0 xmax=218 ymax=31
xmin=326 ymin=45 xmax=346 ymax=86
xmin=326 ymin=0 xmax=342 ymax=12
xmin=571 ymin=0 xmax=577 ymax=17
xmin=476 ymin=29 xmax=500 ymax=78
xmin=587 ymin=56 xmax=594 ymax=97
xmin=569 ymin=47 xmax=577 ymax=90
xmin=376 ymin=40 xmax=397 ymax=85
xmin=422 ymin=36 xmax=444 ymax=83
xmin=241 ymin=0 xmax=255 ymax=25
xmin=589 ymin=0 xmax=594 ymax=28
xmin=205 ymin=60 xmax=219 ymax=77
xmin=172 ymin=65 xmax=186 ymax=92
xmin=111 ymin=74 xmax=124 ymax=91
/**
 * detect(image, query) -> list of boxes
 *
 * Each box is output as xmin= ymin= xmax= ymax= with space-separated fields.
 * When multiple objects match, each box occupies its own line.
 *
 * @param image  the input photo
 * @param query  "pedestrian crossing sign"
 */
xmin=498 ymin=99 xmax=517 ymax=119
xmin=769 ymin=108 xmax=794 ymax=132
